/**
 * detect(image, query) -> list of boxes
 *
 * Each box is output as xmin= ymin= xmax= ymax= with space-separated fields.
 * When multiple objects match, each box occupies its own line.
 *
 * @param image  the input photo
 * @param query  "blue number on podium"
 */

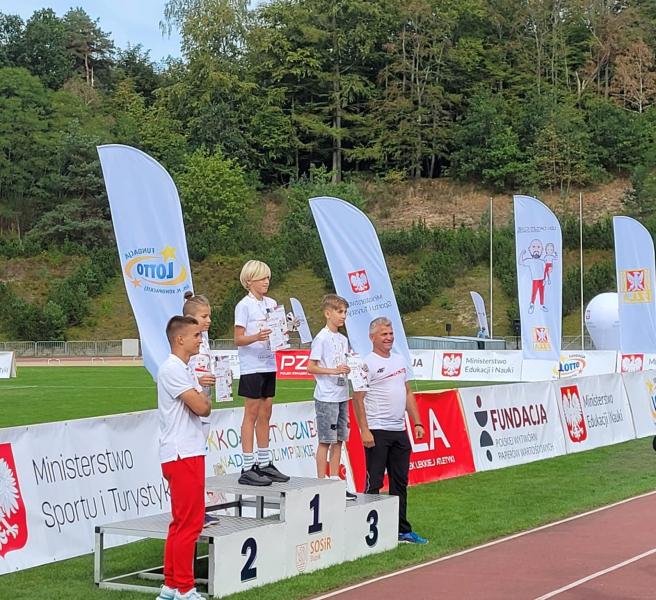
xmin=365 ymin=509 xmax=379 ymax=547
xmin=308 ymin=493 xmax=323 ymax=534
xmin=240 ymin=537 xmax=257 ymax=582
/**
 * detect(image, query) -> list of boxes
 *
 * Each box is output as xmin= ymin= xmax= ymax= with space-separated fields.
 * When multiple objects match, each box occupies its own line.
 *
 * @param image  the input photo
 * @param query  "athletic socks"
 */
xmin=257 ymin=448 xmax=270 ymax=465
xmin=243 ymin=452 xmax=255 ymax=470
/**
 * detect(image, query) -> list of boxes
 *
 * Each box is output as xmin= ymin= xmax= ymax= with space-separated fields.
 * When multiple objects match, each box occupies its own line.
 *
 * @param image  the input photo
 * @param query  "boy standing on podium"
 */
xmin=157 ymin=316 xmax=214 ymax=600
xmin=307 ymin=294 xmax=357 ymax=500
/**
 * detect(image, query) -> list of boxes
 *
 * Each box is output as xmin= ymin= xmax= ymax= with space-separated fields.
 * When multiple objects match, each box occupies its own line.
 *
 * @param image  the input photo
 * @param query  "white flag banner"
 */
xmin=513 ymin=195 xmax=562 ymax=361
xmin=554 ymin=373 xmax=635 ymax=453
xmin=613 ymin=216 xmax=656 ymax=353
xmin=290 ymin=297 xmax=313 ymax=343
xmin=469 ymin=291 xmax=489 ymax=336
xmin=0 ymin=351 xmax=16 ymax=378
xmin=310 ymin=197 xmax=413 ymax=377
xmin=98 ymin=145 xmax=193 ymax=378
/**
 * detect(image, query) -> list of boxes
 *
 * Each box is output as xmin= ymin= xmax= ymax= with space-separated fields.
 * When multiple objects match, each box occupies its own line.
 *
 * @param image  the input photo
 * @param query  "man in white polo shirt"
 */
xmin=157 ymin=315 xmax=214 ymax=600
xmin=352 ymin=317 xmax=428 ymax=545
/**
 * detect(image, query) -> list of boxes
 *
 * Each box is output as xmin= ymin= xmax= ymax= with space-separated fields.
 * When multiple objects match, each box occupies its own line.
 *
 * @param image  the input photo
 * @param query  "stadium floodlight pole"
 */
xmin=489 ymin=196 xmax=494 ymax=338
xmin=580 ymin=191 xmax=584 ymax=350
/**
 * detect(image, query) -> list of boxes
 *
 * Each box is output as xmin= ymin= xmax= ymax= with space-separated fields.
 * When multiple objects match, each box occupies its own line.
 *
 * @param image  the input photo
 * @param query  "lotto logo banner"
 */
xmin=276 ymin=350 xmax=313 ymax=380
xmin=432 ymin=351 xmax=522 ymax=382
xmin=459 ymin=382 xmax=566 ymax=472
xmin=553 ymin=373 xmax=635 ymax=454
xmin=0 ymin=444 xmax=28 ymax=558
xmin=98 ymin=145 xmax=193 ymax=377
xmin=621 ymin=370 xmax=656 ymax=438
xmin=345 ymin=391 xmax=475 ymax=492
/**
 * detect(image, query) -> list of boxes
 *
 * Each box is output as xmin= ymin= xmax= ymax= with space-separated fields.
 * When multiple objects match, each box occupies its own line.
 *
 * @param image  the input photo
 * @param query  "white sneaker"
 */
xmin=156 ymin=585 xmax=176 ymax=600
xmin=175 ymin=588 xmax=204 ymax=600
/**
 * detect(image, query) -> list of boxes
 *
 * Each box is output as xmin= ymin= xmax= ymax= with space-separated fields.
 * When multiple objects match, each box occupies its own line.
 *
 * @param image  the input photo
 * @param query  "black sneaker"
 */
xmin=238 ymin=465 xmax=272 ymax=486
xmin=346 ymin=490 xmax=357 ymax=501
xmin=203 ymin=512 xmax=221 ymax=528
xmin=257 ymin=461 xmax=290 ymax=483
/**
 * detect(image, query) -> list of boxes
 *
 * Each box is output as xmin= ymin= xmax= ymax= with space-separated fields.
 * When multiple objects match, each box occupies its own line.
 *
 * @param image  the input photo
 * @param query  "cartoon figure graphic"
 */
xmin=544 ymin=242 xmax=558 ymax=285
xmin=520 ymin=239 xmax=548 ymax=314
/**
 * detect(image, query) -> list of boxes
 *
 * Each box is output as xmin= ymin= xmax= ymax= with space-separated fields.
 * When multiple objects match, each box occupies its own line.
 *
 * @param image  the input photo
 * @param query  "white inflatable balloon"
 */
xmin=585 ymin=292 xmax=620 ymax=350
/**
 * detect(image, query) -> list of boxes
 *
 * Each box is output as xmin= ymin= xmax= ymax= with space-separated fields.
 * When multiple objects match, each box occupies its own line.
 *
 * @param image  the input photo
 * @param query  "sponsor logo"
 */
xmin=645 ymin=378 xmax=656 ymax=423
xmin=473 ymin=395 xmax=494 ymax=462
xmin=532 ymin=327 xmax=551 ymax=352
xmin=376 ymin=367 xmax=385 ymax=374
xmin=441 ymin=353 xmax=462 ymax=377
xmin=560 ymin=385 xmax=587 ymax=442
xmin=279 ymin=353 xmax=309 ymax=374
xmin=122 ymin=245 xmax=190 ymax=294
xmin=295 ymin=543 xmax=308 ymax=572
xmin=405 ymin=409 xmax=451 ymax=453
xmin=309 ymin=535 xmax=332 ymax=562
xmin=348 ymin=269 xmax=370 ymax=293
xmin=0 ymin=443 xmax=28 ymax=558
xmin=620 ymin=268 xmax=652 ymax=303
xmin=621 ymin=353 xmax=644 ymax=373
xmin=558 ymin=355 xmax=587 ymax=379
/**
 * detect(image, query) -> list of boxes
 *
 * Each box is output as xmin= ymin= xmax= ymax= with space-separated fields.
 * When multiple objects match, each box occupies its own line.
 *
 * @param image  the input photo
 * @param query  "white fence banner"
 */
xmin=554 ymin=373 xmax=635 ymax=453
xmin=522 ymin=351 xmax=617 ymax=382
xmin=432 ymin=350 xmax=522 ymax=382
xmin=621 ymin=370 xmax=656 ymax=438
xmin=459 ymin=382 xmax=566 ymax=472
xmin=0 ymin=351 xmax=16 ymax=378
xmin=0 ymin=402 xmax=319 ymax=574
xmin=409 ymin=350 xmax=435 ymax=381
xmin=616 ymin=353 xmax=656 ymax=373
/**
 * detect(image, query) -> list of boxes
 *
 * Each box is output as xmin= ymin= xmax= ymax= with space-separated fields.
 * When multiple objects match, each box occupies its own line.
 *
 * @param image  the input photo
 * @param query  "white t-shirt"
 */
xmin=234 ymin=293 xmax=277 ymax=374
xmin=310 ymin=327 xmax=349 ymax=403
xmin=362 ymin=352 xmax=409 ymax=432
xmin=524 ymin=257 xmax=546 ymax=280
xmin=157 ymin=354 xmax=207 ymax=464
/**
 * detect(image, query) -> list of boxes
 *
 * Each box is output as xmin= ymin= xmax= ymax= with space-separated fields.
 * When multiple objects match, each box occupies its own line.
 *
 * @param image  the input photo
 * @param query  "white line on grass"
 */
xmin=311 ymin=489 xmax=656 ymax=600
xmin=534 ymin=546 xmax=656 ymax=599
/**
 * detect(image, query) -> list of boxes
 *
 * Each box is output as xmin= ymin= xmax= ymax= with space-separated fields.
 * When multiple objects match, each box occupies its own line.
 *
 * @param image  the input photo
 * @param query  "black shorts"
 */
xmin=238 ymin=371 xmax=276 ymax=400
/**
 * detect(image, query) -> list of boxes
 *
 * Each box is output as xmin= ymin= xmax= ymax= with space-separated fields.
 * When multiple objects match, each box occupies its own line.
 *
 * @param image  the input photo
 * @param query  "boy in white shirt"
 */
xmin=307 ymin=294 xmax=356 ymax=500
xmin=234 ymin=260 xmax=290 ymax=486
xmin=156 ymin=316 xmax=214 ymax=600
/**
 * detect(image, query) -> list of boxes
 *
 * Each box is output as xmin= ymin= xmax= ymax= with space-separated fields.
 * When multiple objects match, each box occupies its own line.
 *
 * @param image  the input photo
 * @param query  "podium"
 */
xmin=95 ymin=476 xmax=398 ymax=597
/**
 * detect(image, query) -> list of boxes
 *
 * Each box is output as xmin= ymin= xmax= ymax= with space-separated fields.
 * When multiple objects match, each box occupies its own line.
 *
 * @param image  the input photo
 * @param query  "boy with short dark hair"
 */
xmin=307 ymin=294 xmax=356 ymax=500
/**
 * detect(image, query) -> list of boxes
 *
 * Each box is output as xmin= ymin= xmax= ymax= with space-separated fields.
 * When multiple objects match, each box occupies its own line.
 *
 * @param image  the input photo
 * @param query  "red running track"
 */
xmin=314 ymin=491 xmax=656 ymax=600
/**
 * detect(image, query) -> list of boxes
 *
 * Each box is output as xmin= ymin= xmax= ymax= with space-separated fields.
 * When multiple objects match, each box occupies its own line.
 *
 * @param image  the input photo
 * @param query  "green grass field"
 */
xmin=1 ymin=368 xmax=656 ymax=599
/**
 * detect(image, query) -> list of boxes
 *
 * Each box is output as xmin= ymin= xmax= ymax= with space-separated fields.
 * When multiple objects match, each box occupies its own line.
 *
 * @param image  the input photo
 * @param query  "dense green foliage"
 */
xmin=4 ymin=2 xmax=656 ymax=337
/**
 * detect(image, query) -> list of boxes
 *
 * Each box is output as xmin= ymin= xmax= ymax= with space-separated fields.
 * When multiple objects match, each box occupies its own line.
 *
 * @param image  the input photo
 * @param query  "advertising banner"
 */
xmin=459 ymin=382 xmax=567 ymax=472
xmin=432 ymin=350 xmax=522 ymax=382
xmin=0 ymin=351 xmax=16 ymax=378
xmin=616 ymin=353 xmax=656 ymax=373
xmin=0 ymin=402 xmax=320 ymax=574
xmin=409 ymin=349 xmax=435 ymax=381
xmin=622 ymin=370 xmax=656 ymax=438
xmin=513 ymin=195 xmax=562 ymax=361
xmin=275 ymin=349 xmax=313 ymax=380
xmin=310 ymin=196 xmax=413 ymax=377
xmin=98 ymin=145 xmax=193 ymax=378
xmin=613 ymin=216 xmax=656 ymax=353
xmin=554 ymin=373 xmax=635 ymax=453
xmin=521 ymin=351 xmax=617 ymax=381
xmin=345 ymin=391 xmax=476 ymax=492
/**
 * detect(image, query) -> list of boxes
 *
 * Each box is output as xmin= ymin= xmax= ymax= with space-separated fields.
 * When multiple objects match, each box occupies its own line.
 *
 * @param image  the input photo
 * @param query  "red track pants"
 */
xmin=161 ymin=455 xmax=205 ymax=593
